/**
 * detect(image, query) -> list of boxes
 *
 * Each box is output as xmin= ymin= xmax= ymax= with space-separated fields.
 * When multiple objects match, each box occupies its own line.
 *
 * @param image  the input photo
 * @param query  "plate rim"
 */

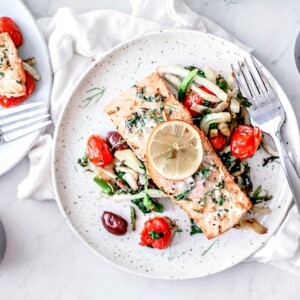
xmin=52 ymin=28 xmax=300 ymax=280
xmin=0 ymin=0 xmax=53 ymax=176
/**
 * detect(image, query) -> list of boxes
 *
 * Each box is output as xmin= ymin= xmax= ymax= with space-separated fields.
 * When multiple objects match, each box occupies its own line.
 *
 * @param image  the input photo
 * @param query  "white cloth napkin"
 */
xmin=17 ymin=0 xmax=300 ymax=275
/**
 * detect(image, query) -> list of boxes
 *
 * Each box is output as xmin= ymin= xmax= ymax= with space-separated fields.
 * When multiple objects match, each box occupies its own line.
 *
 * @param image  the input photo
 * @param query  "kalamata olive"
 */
xmin=106 ymin=131 xmax=129 ymax=151
xmin=101 ymin=211 xmax=128 ymax=236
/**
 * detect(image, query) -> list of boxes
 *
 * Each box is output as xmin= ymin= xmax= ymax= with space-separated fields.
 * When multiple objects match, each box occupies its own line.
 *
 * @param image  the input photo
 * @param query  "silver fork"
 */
xmin=232 ymin=56 xmax=300 ymax=213
xmin=0 ymin=102 xmax=51 ymax=144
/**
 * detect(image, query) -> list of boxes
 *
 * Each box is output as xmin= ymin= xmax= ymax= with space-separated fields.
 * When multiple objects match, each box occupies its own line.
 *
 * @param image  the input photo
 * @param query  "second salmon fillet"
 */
xmin=105 ymin=73 xmax=251 ymax=239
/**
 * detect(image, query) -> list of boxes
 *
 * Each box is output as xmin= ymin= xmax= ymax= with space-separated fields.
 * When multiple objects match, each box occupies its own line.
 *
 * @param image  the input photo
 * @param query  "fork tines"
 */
xmin=0 ymin=102 xmax=51 ymax=143
xmin=231 ymin=56 xmax=276 ymax=109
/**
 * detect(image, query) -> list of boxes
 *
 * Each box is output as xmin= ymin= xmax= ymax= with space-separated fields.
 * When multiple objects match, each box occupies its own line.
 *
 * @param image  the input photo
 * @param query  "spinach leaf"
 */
xmin=216 ymin=75 xmax=228 ymax=92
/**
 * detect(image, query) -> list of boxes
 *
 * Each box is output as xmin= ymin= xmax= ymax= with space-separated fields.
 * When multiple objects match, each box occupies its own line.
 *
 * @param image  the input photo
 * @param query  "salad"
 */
xmin=78 ymin=64 xmax=277 ymax=250
xmin=0 ymin=17 xmax=40 ymax=108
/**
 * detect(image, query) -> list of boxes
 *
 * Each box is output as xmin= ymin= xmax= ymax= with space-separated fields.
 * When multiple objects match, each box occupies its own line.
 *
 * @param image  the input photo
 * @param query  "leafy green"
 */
xmin=185 ymin=66 xmax=206 ymax=78
xmin=216 ymin=75 xmax=228 ymax=92
xmin=202 ymin=100 xmax=214 ymax=108
xmin=237 ymin=91 xmax=252 ymax=108
xmin=131 ymin=198 xmax=151 ymax=214
xmin=149 ymin=230 xmax=164 ymax=240
xmin=209 ymin=122 xmax=218 ymax=130
xmin=190 ymin=219 xmax=203 ymax=235
xmin=219 ymin=152 xmax=232 ymax=169
xmin=143 ymin=193 xmax=164 ymax=213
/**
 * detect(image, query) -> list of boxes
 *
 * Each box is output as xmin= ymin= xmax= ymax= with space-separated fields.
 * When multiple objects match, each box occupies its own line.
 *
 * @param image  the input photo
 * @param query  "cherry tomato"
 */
xmin=230 ymin=125 xmax=262 ymax=160
xmin=87 ymin=135 xmax=113 ymax=167
xmin=0 ymin=17 xmax=23 ymax=47
xmin=0 ymin=72 xmax=35 ymax=108
xmin=183 ymin=87 xmax=215 ymax=116
xmin=210 ymin=132 xmax=226 ymax=151
xmin=139 ymin=217 xmax=172 ymax=250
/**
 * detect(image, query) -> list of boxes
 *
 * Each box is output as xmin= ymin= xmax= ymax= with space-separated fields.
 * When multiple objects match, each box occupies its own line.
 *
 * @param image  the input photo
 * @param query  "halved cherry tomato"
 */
xmin=87 ymin=135 xmax=113 ymax=167
xmin=139 ymin=217 xmax=172 ymax=250
xmin=0 ymin=17 xmax=23 ymax=47
xmin=230 ymin=125 xmax=262 ymax=160
xmin=210 ymin=132 xmax=226 ymax=151
xmin=0 ymin=71 xmax=35 ymax=108
xmin=183 ymin=87 xmax=215 ymax=116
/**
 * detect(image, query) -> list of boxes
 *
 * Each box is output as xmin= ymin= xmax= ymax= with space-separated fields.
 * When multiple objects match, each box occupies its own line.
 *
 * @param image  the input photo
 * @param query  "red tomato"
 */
xmin=210 ymin=132 xmax=226 ymax=151
xmin=230 ymin=125 xmax=262 ymax=160
xmin=0 ymin=72 xmax=35 ymax=108
xmin=87 ymin=135 xmax=113 ymax=167
xmin=183 ymin=87 xmax=215 ymax=116
xmin=0 ymin=17 xmax=23 ymax=47
xmin=139 ymin=217 xmax=172 ymax=250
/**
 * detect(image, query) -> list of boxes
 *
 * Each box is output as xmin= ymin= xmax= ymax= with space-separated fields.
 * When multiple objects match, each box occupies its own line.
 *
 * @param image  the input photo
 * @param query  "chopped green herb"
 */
xmin=249 ymin=185 xmax=272 ymax=205
xmin=198 ymin=168 xmax=212 ymax=179
xmin=212 ymin=196 xmax=227 ymax=206
xmin=125 ymin=112 xmax=145 ymax=133
xmin=82 ymin=87 xmax=106 ymax=108
xmin=237 ymin=91 xmax=252 ymax=108
xmin=0 ymin=72 xmax=4 ymax=77
xmin=135 ymin=86 xmax=166 ymax=103
xmin=130 ymin=206 xmax=136 ymax=231
xmin=144 ymin=109 xmax=164 ymax=123
xmin=201 ymin=240 xmax=219 ymax=256
xmin=149 ymin=230 xmax=164 ymax=240
xmin=174 ymin=181 xmax=195 ymax=201
xmin=216 ymin=75 xmax=228 ymax=92
xmin=262 ymin=156 xmax=279 ymax=167
xmin=190 ymin=219 xmax=203 ymax=235
xmin=77 ymin=153 xmax=88 ymax=167
xmin=185 ymin=66 xmax=206 ymax=78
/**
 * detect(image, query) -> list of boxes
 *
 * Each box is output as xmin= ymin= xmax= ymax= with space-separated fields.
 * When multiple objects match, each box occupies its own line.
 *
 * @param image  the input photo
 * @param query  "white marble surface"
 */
xmin=1 ymin=0 xmax=300 ymax=299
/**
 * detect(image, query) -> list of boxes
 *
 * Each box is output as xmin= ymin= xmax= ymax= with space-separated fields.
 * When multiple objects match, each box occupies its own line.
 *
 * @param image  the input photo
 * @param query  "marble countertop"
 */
xmin=1 ymin=0 xmax=300 ymax=299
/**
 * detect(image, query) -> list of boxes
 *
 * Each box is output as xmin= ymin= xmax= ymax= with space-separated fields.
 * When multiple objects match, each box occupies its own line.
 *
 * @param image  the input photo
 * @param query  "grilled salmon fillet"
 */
xmin=105 ymin=73 xmax=251 ymax=239
xmin=0 ymin=33 xmax=26 ymax=97
xmin=104 ymin=73 xmax=193 ymax=160
xmin=147 ymin=127 xmax=252 ymax=239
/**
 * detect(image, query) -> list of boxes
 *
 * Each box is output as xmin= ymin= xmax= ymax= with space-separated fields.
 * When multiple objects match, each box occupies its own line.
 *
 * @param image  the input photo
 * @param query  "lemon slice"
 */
xmin=146 ymin=120 xmax=203 ymax=180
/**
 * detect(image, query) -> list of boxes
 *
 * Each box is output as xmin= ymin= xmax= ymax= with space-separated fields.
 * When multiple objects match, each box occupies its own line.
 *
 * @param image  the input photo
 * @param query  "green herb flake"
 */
xmin=0 ymin=72 xmax=5 ymax=77
xmin=262 ymin=156 xmax=279 ymax=167
xmin=216 ymin=75 xmax=228 ymax=92
xmin=149 ymin=230 xmax=164 ymax=240
xmin=77 ymin=153 xmax=89 ymax=167
xmin=190 ymin=219 xmax=203 ymax=235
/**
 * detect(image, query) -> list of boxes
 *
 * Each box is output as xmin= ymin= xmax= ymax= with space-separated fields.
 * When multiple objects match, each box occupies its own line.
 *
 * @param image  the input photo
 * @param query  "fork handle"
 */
xmin=273 ymin=132 xmax=300 ymax=213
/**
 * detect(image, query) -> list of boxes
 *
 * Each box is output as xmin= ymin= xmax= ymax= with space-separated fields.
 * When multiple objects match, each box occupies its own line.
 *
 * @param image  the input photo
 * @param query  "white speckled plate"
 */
xmin=0 ymin=0 xmax=52 ymax=176
xmin=52 ymin=30 xmax=300 ymax=280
